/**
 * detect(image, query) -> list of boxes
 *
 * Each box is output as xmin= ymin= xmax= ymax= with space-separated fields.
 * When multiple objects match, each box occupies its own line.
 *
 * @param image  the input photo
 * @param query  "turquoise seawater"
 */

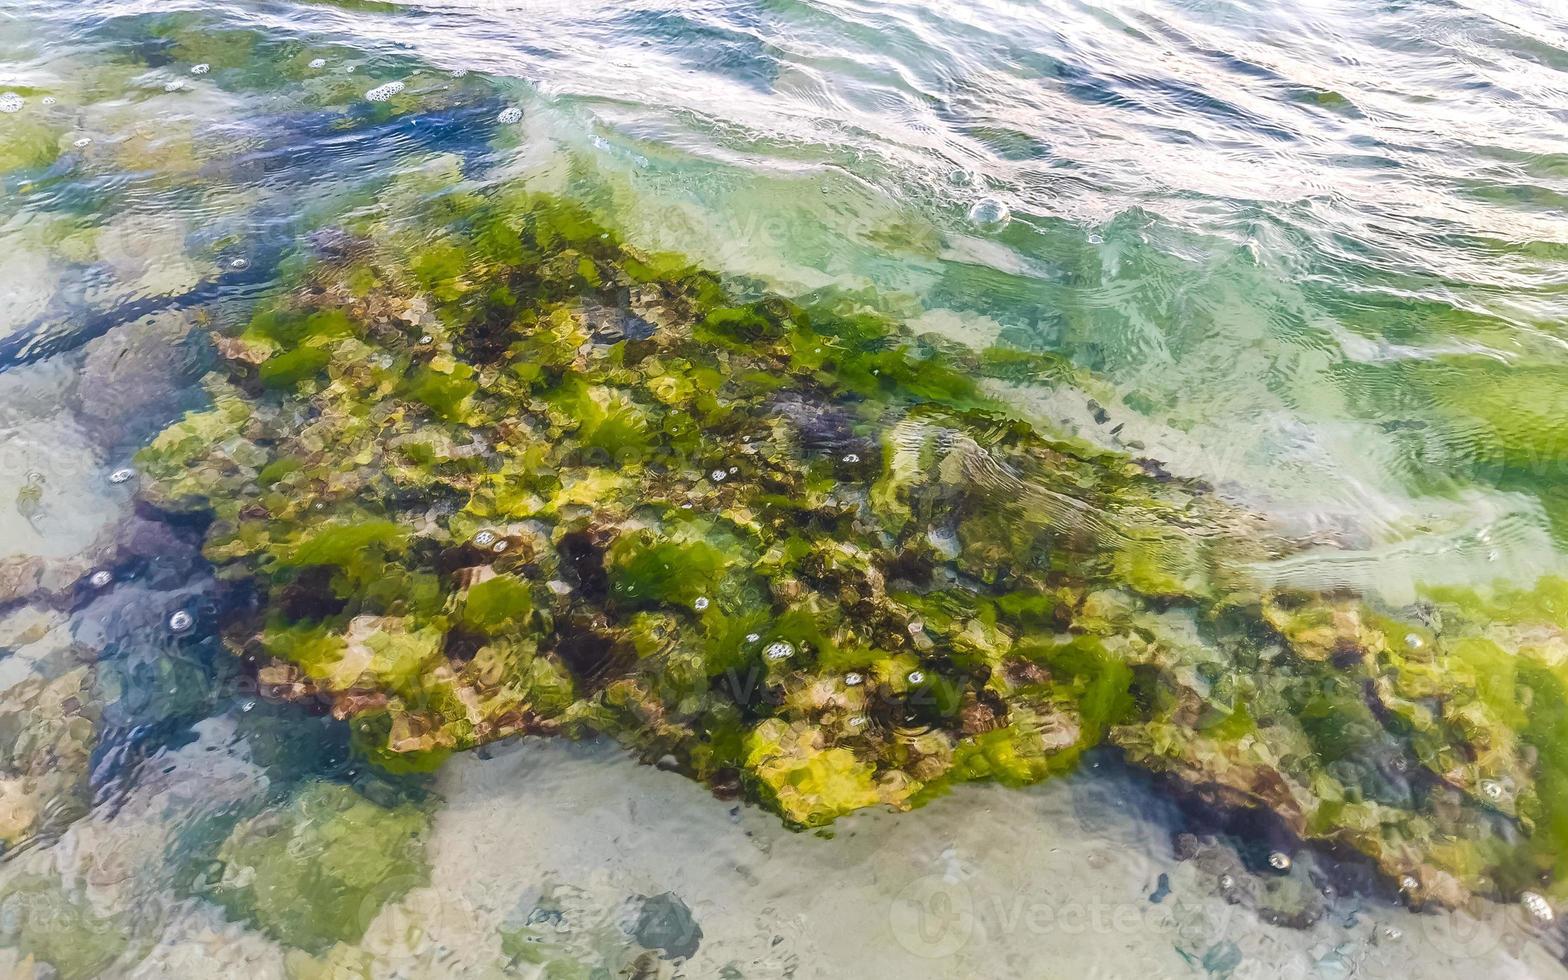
xmin=0 ymin=1 xmax=1567 ymax=976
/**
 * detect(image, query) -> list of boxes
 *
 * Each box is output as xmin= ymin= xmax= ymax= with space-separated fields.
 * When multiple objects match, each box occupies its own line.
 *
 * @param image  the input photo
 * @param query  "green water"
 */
xmin=1 ymin=1 xmax=1567 ymax=977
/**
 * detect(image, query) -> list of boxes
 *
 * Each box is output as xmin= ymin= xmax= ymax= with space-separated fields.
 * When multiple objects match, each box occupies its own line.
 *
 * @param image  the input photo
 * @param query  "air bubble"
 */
xmin=88 ymin=570 xmax=113 ymax=588
xmin=710 ymin=469 xmax=727 ymax=482
xmin=308 ymin=58 xmax=327 ymax=69
xmin=73 ymin=137 xmax=92 ymax=148
xmin=472 ymin=529 xmax=497 ymax=547
xmin=497 ymin=106 xmax=523 ymax=125
xmin=167 ymin=610 xmax=194 ymax=633
xmin=191 ymin=63 xmax=210 ymax=75
xmin=844 ymin=672 xmax=863 ymax=686
xmin=907 ymin=670 xmax=925 ymax=684
xmin=41 ymin=96 xmax=55 ymax=106
xmin=451 ymin=68 xmax=469 ymax=78
xmin=763 ymin=641 xmax=794 ymax=662
xmin=744 ymin=633 xmax=760 ymax=644
xmin=241 ymin=699 xmax=256 ymax=712
xmin=109 ymin=467 xmax=136 ymax=484
xmin=1482 ymin=779 xmax=1504 ymax=800
xmin=842 ymin=453 xmax=860 ymax=464
xmin=491 ymin=539 xmax=509 ymax=554
xmin=164 ymin=79 xmax=186 ymax=93
xmin=848 ymin=715 xmax=868 ymax=728
xmin=1404 ymin=633 xmax=1423 ymax=650
xmin=418 ymin=334 xmax=433 ymax=345
xmin=0 ymin=93 xmax=22 ymax=113
xmin=693 ymin=597 xmax=710 ymax=611
xmin=1218 ymin=874 xmax=1235 ymax=891
xmin=1380 ymin=925 xmax=1402 ymax=941
xmin=1267 ymin=852 xmax=1291 ymax=872
xmin=1398 ymin=874 xmax=1418 ymax=892
xmin=228 ymin=257 xmax=249 ymax=271
xmin=1087 ymin=233 xmax=1104 ymax=245
xmin=365 ymin=81 xmax=405 ymax=103
xmin=967 ymin=197 xmax=1011 ymax=232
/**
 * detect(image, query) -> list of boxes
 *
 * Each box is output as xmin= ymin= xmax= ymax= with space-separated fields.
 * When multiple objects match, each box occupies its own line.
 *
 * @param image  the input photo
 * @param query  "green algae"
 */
xmin=0 ymin=113 xmax=66 ymax=175
xmin=0 ymin=874 xmax=134 ymax=979
xmin=1334 ymin=357 xmax=1568 ymax=542
xmin=284 ymin=944 xmax=378 ymax=980
xmin=210 ymin=780 xmax=429 ymax=951
xmin=135 ymin=178 xmax=1568 ymax=908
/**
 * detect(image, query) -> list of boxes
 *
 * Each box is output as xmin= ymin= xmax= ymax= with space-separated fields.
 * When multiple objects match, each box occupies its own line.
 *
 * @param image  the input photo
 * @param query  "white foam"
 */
xmin=365 ymin=80 xmax=406 ymax=103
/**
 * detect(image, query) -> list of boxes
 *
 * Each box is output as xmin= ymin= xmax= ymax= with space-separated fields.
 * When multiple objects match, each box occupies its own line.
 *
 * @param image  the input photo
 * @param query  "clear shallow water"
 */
xmin=10 ymin=0 xmax=1568 ymax=589
xmin=0 ymin=0 xmax=1567 ymax=976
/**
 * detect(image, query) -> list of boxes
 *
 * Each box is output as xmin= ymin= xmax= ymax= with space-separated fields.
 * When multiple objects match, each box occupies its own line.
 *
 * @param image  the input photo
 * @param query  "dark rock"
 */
xmin=630 ymin=892 xmax=703 ymax=960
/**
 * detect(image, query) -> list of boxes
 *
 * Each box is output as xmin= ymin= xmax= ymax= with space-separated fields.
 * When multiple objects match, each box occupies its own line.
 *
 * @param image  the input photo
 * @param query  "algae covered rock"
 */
xmin=209 ymin=780 xmax=429 ymax=951
xmin=0 ymin=873 xmax=131 ymax=979
xmin=0 ymin=606 xmax=100 ymax=853
xmin=136 ymin=179 xmax=1568 ymax=908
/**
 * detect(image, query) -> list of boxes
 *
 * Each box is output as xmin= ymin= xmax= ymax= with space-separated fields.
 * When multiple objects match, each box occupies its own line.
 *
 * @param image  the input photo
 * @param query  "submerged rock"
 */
xmin=628 ymin=892 xmax=703 ymax=960
xmin=76 ymin=309 xmax=211 ymax=454
xmin=208 ymin=779 xmax=429 ymax=951
xmin=0 ymin=873 xmax=132 ymax=978
xmin=0 ymin=605 xmax=98 ymax=850
xmin=133 ymin=181 xmax=1568 ymax=908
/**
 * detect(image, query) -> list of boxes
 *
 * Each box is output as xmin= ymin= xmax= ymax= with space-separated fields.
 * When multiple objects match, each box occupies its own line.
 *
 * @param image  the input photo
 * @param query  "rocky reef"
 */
xmin=134 ymin=176 xmax=1568 ymax=914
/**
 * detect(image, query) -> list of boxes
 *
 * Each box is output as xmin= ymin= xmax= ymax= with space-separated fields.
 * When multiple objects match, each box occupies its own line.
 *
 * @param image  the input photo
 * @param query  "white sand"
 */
xmin=362 ymin=737 xmax=1568 ymax=979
